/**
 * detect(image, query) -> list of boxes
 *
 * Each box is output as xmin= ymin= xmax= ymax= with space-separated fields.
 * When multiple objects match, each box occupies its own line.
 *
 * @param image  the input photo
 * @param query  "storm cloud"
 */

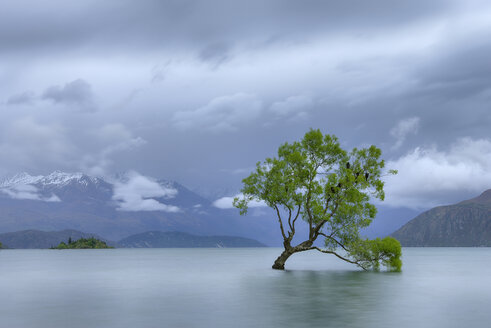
xmin=42 ymin=79 xmax=97 ymax=112
xmin=1 ymin=0 xmax=491 ymax=211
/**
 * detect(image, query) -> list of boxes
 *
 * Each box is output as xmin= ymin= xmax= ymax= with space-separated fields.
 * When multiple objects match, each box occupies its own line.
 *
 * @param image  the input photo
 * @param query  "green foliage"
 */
xmin=51 ymin=237 xmax=113 ymax=249
xmin=234 ymin=129 xmax=401 ymax=271
xmin=346 ymin=237 xmax=402 ymax=272
xmin=0 ymin=241 xmax=3 ymax=249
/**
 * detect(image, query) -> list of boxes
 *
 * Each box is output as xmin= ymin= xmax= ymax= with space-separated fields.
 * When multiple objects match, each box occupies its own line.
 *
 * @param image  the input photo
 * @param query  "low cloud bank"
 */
xmin=214 ymin=137 xmax=491 ymax=211
xmin=384 ymin=137 xmax=491 ymax=209
xmin=1 ymin=184 xmax=60 ymax=202
xmin=112 ymin=172 xmax=180 ymax=212
xmin=213 ymin=194 xmax=267 ymax=209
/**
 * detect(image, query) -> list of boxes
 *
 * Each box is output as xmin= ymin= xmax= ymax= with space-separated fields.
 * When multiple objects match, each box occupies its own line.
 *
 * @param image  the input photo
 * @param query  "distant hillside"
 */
xmin=118 ymin=231 xmax=266 ymax=248
xmin=0 ymin=229 xmax=111 ymax=249
xmin=392 ymin=190 xmax=491 ymax=246
xmin=0 ymin=171 xmax=277 ymax=244
xmin=0 ymin=229 xmax=266 ymax=248
xmin=0 ymin=171 xmax=414 ymax=246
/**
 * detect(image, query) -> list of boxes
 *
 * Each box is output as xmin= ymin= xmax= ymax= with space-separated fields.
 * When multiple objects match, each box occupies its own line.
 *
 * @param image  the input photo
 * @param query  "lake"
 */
xmin=1 ymin=248 xmax=490 ymax=328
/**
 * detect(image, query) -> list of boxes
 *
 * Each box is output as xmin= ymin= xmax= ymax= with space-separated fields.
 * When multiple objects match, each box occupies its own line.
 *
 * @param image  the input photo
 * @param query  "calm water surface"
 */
xmin=1 ymin=248 xmax=490 ymax=328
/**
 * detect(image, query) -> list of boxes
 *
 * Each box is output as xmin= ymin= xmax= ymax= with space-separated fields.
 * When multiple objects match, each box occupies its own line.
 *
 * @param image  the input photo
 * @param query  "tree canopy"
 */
xmin=234 ymin=129 xmax=401 ymax=271
xmin=51 ymin=237 xmax=113 ymax=249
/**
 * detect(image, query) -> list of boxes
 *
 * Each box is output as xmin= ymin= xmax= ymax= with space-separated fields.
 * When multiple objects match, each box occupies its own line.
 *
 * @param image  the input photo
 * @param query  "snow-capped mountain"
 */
xmin=0 ymin=171 xmax=278 ymax=244
xmin=0 ymin=171 xmax=211 ymax=209
xmin=0 ymin=171 xmax=103 ymax=189
xmin=39 ymin=171 xmax=98 ymax=187
xmin=0 ymin=171 xmax=113 ymax=204
xmin=0 ymin=172 xmax=44 ymax=188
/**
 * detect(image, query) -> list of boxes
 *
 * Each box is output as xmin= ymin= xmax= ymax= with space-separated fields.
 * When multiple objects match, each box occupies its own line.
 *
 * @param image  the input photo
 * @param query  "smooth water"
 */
xmin=1 ymin=248 xmax=491 ymax=328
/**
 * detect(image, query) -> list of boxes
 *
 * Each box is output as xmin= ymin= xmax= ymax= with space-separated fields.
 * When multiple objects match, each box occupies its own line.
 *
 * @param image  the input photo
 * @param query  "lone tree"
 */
xmin=234 ymin=129 xmax=401 ymax=271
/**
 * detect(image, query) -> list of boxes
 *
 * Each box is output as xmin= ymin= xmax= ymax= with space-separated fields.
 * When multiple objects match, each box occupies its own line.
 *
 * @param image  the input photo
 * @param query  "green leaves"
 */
xmin=234 ymin=128 xmax=402 ymax=271
xmin=348 ymin=237 xmax=402 ymax=272
xmin=51 ymin=237 xmax=113 ymax=249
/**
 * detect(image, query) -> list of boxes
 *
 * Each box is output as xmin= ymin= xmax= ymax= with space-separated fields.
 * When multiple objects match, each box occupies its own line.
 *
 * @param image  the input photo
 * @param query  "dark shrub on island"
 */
xmin=52 ymin=237 xmax=113 ymax=249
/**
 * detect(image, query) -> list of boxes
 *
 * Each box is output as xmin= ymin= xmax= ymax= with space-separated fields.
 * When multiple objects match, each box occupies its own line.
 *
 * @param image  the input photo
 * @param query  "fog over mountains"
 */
xmin=0 ymin=171 xmax=419 ymax=245
xmin=2 ymin=1 xmax=491 ymax=250
xmin=0 ymin=171 xmax=280 ymax=243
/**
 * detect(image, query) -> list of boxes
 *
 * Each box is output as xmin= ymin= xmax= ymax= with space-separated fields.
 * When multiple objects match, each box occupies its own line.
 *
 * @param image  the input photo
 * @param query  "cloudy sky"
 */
xmin=1 ymin=0 xmax=491 ymax=211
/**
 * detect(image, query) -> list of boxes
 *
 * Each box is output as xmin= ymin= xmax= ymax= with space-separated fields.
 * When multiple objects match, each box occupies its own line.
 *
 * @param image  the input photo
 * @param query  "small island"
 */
xmin=52 ymin=237 xmax=113 ymax=249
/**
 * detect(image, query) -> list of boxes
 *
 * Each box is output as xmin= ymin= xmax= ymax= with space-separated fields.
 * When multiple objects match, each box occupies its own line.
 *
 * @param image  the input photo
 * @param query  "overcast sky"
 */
xmin=1 ymin=0 xmax=491 ymax=210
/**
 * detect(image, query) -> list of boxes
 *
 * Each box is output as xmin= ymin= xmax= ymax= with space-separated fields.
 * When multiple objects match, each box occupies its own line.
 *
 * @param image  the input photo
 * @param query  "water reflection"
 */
xmin=242 ymin=270 xmax=401 ymax=328
xmin=1 ymin=248 xmax=491 ymax=328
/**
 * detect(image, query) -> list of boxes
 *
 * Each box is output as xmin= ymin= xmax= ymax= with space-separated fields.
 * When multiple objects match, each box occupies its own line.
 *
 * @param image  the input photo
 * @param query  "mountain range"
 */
xmin=0 ymin=229 xmax=112 ymax=249
xmin=0 ymin=171 xmax=279 ymax=244
xmin=392 ymin=190 xmax=491 ymax=246
xmin=0 ymin=229 xmax=265 ymax=249
xmin=7 ymin=170 xmax=484 ymax=248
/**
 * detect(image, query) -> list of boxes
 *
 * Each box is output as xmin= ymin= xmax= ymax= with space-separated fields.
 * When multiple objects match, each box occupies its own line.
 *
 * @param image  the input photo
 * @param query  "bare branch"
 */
xmin=292 ymin=204 xmax=301 ymax=230
xmin=287 ymin=205 xmax=293 ymax=232
xmin=306 ymin=189 xmax=314 ymax=239
xmin=311 ymin=247 xmax=368 ymax=271
xmin=273 ymin=204 xmax=287 ymax=240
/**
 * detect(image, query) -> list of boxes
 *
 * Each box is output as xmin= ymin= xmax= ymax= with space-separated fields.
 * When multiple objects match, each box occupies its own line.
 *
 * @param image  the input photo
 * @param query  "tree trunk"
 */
xmin=272 ymin=248 xmax=294 ymax=270
xmin=272 ymin=240 xmax=314 ymax=270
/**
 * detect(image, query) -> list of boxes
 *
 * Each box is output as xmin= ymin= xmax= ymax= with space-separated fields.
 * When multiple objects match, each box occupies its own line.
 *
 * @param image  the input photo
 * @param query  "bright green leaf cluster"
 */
xmin=348 ymin=237 xmax=402 ymax=272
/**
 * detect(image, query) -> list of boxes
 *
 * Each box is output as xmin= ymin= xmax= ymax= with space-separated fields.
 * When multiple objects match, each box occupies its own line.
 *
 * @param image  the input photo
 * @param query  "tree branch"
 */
xmin=322 ymin=195 xmax=332 ymax=216
xmin=314 ymin=200 xmax=341 ymax=239
xmin=292 ymin=204 xmax=301 ymax=231
xmin=274 ymin=204 xmax=287 ymax=240
xmin=311 ymin=247 xmax=368 ymax=271
xmin=318 ymin=233 xmax=348 ymax=252
xmin=287 ymin=205 xmax=293 ymax=232
xmin=306 ymin=184 xmax=315 ymax=239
